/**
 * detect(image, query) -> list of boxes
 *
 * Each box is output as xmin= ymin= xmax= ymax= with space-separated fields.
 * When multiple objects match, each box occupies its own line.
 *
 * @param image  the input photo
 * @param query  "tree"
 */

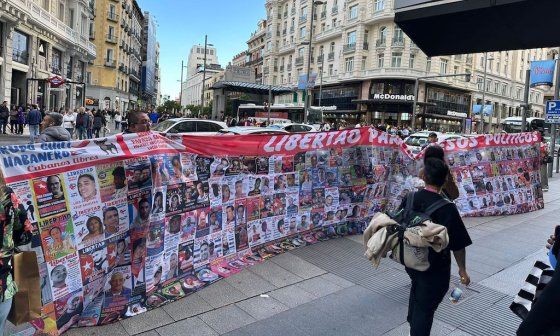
xmin=159 ymin=100 xmax=182 ymax=113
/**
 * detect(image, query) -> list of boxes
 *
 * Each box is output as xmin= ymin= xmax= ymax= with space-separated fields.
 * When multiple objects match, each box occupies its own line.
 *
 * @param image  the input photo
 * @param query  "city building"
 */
xmin=155 ymin=41 xmax=162 ymax=105
xmin=0 ymin=0 xmax=96 ymax=110
xmin=87 ymin=0 xmax=143 ymax=112
xmin=185 ymin=44 xmax=219 ymax=78
xmin=181 ymin=44 xmax=221 ymax=107
xmin=246 ymin=20 xmax=267 ymax=84
xmin=232 ymin=51 xmax=248 ymax=67
xmin=141 ymin=11 xmax=158 ymax=107
xmin=262 ymin=0 xmax=549 ymax=132
xmin=182 ymin=63 xmax=223 ymax=107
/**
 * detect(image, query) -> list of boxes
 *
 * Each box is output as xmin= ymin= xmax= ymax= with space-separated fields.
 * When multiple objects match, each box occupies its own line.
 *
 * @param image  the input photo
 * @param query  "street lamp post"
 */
xmin=179 ymin=60 xmax=184 ymax=110
xmin=479 ymin=52 xmax=494 ymax=134
xmin=200 ymin=35 xmax=209 ymax=116
xmin=411 ymin=73 xmax=471 ymax=131
xmin=303 ymin=0 xmax=324 ymax=124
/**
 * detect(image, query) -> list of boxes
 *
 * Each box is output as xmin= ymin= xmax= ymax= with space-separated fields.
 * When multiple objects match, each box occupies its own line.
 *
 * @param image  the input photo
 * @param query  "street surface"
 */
xmin=3 ymin=131 xmax=558 ymax=336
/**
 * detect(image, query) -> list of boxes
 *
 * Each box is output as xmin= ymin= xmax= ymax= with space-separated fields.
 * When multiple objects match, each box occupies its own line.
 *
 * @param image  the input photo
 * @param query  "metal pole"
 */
xmin=200 ymin=35 xmax=208 ymax=115
xmin=411 ymin=78 xmax=419 ymax=131
xmin=319 ymin=61 xmax=323 ymax=107
xmin=303 ymin=3 xmax=317 ymax=124
xmin=179 ymin=60 xmax=184 ymax=109
xmin=480 ymin=52 xmax=488 ymax=134
xmin=268 ymin=84 xmax=272 ymax=125
xmin=522 ymin=68 xmax=530 ymax=132
xmin=550 ymin=53 xmax=560 ymax=177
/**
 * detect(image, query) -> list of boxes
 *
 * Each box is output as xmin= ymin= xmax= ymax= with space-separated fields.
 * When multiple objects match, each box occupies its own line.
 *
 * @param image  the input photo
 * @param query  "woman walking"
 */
xmin=17 ymin=106 xmax=25 ymax=135
xmin=92 ymin=111 xmax=106 ymax=138
xmin=62 ymin=109 xmax=76 ymax=139
xmin=9 ymin=106 xmax=17 ymax=134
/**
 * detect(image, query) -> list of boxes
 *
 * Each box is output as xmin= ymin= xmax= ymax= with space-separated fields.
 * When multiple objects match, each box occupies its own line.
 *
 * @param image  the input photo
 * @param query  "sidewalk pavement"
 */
xmin=7 ymin=177 xmax=558 ymax=336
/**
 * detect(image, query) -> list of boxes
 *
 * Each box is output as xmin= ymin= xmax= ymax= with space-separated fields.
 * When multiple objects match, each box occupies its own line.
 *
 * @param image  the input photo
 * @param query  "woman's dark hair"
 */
xmin=424 ymin=145 xmax=445 ymax=162
xmin=423 ymin=158 xmax=449 ymax=188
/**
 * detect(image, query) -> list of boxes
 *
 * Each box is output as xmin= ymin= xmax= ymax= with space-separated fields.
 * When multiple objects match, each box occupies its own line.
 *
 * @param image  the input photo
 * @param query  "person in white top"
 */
xmin=62 ymin=109 xmax=76 ymax=139
xmin=115 ymin=113 xmax=122 ymax=132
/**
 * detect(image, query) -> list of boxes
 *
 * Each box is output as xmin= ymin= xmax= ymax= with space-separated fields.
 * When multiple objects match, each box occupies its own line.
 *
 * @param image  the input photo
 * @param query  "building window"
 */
xmin=12 ymin=30 xmax=29 ymax=64
xmin=300 ymin=26 xmax=306 ymax=38
xmin=347 ymin=31 xmax=356 ymax=45
xmin=409 ymin=53 xmax=415 ymax=68
xmin=42 ymin=0 xmax=50 ymax=10
xmin=329 ymin=42 xmax=335 ymax=53
xmin=51 ymin=49 xmax=62 ymax=74
xmin=301 ymin=6 xmax=307 ymax=19
xmin=267 ymin=41 xmax=272 ymax=51
xmin=298 ymin=47 xmax=304 ymax=58
xmin=106 ymin=49 xmax=114 ymax=61
xmin=440 ymin=59 xmax=448 ymax=74
xmin=391 ymin=52 xmax=401 ymax=68
xmin=379 ymin=26 xmax=387 ymax=44
xmin=374 ymin=0 xmax=384 ymax=11
xmin=345 ymin=57 xmax=354 ymax=72
xmin=377 ymin=53 xmax=384 ymax=68
xmin=426 ymin=57 xmax=431 ymax=72
xmin=349 ymin=5 xmax=358 ymax=20
xmin=476 ymin=77 xmax=483 ymax=90
xmin=328 ymin=64 xmax=334 ymax=76
xmin=393 ymin=26 xmax=403 ymax=42
xmin=454 ymin=66 xmax=459 ymax=74
xmin=361 ymin=56 xmax=367 ymax=70
xmin=58 ymin=2 xmax=64 ymax=21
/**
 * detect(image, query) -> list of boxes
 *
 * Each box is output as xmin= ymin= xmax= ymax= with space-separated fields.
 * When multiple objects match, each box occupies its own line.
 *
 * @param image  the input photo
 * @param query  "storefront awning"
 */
xmin=394 ymin=0 xmax=560 ymax=56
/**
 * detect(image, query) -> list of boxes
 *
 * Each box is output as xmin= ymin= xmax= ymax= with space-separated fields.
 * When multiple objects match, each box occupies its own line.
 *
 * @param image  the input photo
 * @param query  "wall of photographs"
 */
xmin=0 ymin=129 xmax=543 ymax=335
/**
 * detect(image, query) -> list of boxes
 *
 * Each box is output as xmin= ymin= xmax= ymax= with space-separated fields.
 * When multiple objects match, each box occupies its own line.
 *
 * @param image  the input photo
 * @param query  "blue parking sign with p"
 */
xmin=546 ymin=100 xmax=560 ymax=123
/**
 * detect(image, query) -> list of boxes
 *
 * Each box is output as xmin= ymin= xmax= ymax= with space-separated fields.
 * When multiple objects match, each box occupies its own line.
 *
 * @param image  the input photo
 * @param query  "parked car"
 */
xmin=268 ymin=123 xmax=318 ymax=133
xmin=405 ymin=131 xmax=464 ymax=154
xmin=218 ymin=127 xmax=289 ymax=135
xmin=152 ymin=118 xmax=227 ymax=135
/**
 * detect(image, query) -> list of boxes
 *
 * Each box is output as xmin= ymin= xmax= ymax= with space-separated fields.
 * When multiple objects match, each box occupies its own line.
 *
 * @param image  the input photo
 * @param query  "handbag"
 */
xmin=8 ymin=251 xmax=41 ymax=325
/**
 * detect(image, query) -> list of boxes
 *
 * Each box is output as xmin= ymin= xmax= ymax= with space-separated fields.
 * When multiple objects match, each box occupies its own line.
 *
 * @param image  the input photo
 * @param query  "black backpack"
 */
xmin=388 ymin=192 xmax=450 ymax=266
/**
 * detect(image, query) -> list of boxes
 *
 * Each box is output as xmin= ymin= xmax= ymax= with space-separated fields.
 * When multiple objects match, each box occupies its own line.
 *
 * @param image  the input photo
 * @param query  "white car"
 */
xmin=218 ymin=127 xmax=289 ymax=135
xmin=268 ymin=123 xmax=318 ymax=133
xmin=152 ymin=118 xmax=227 ymax=135
xmin=405 ymin=131 xmax=464 ymax=155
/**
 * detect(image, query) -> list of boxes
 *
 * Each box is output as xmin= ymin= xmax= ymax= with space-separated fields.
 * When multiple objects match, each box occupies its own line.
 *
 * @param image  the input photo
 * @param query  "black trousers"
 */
xmin=406 ymin=267 xmax=450 ymax=336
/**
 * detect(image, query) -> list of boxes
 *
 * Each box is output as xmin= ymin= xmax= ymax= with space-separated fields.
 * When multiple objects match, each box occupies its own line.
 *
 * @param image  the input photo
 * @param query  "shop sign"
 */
xmin=47 ymin=75 xmax=65 ymax=88
xmin=85 ymin=97 xmax=99 ymax=106
xmin=447 ymin=110 xmax=468 ymax=118
xmin=372 ymin=93 xmax=415 ymax=101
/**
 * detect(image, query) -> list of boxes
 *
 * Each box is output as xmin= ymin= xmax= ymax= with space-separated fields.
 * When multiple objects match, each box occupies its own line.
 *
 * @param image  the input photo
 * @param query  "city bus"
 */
xmin=501 ymin=117 xmax=547 ymax=133
xmin=237 ymin=104 xmax=303 ymax=124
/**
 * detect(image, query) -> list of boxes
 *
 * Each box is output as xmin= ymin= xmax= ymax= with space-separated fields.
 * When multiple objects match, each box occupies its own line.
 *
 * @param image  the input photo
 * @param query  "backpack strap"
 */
xmin=404 ymin=192 xmax=415 ymax=220
xmin=424 ymin=198 xmax=451 ymax=217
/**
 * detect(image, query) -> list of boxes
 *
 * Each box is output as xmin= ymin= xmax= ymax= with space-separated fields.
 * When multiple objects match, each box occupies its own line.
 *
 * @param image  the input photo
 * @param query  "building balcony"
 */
xmin=364 ymin=8 xmax=394 ymax=24
xmin=328 ymin=52 xmax=335 ymax=61
xmin=315 ymin=25 xmax=342 ymax=43
xmin=316 ymin=54 xmax=324 ymax=63
xmin=363 ymin=42 xmax=369 ymax=50
xmin=299 ymin=15 xmax=307 ymax=24
xmin=8 ymin=0 xmax=97 ymax=59
xmin=104 ymin=59 xmax=116 ymax=68
xmin=106 ymin=34 xmax=117 ymax=44
xmin=375 ymin=39 xmax=386 ymax=48
xmin=343 ymin=43 xmax=356 ymax=53
xmin=278 ymin=43 xmax=296 ymax=54
xmin=295 ymin=56 xmax=304 ymax=66
xmin=107 ymin=11 xmax=118 ymax=22
xmin=287 ymin=64 xmax=293 ymax=71
xmin=392 ymin=38 xmax=405 ymax=48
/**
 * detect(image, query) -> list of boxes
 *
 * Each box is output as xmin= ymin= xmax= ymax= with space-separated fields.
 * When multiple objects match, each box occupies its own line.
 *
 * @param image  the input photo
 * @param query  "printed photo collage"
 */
xmin=10 ymin=145 xmax=398 ymax=333
xmin=448 ymin=144 xmax=544 ymax=216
